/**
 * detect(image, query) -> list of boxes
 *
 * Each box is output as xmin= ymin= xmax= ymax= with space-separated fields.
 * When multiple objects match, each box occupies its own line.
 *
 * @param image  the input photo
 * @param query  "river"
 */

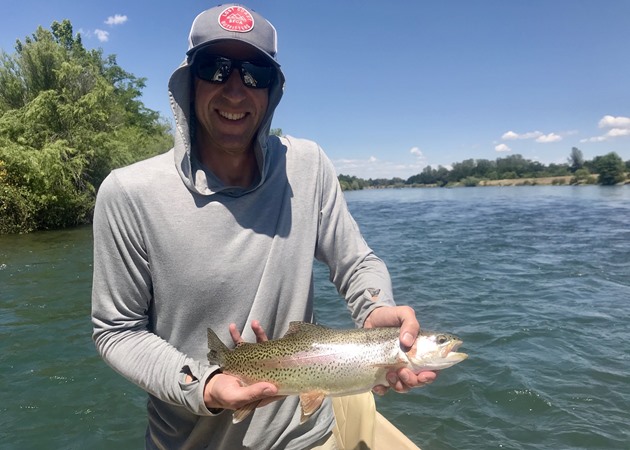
xmin=1 ymin=185 xmax=629 ymax=449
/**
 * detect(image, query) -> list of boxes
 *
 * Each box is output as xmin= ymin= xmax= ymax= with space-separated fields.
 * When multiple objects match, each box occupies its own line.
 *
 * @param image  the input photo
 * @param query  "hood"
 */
xmin=167 ymin=32 xmax=285 ymax=197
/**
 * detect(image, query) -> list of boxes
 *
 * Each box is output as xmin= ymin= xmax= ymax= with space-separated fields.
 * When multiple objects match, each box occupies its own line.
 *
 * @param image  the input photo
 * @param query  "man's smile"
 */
xmin=218 ymin=110 xmax=247 ymax=121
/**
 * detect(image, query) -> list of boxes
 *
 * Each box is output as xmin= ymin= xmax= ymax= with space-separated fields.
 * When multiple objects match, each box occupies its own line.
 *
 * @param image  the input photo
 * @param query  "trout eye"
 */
xmin=436 ymin=334 xmax=448 ymax=345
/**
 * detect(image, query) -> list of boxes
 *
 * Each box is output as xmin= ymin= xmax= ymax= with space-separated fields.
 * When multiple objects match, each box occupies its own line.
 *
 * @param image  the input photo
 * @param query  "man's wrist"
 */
xmin=204 ymin=369 xmax=224 ymax=413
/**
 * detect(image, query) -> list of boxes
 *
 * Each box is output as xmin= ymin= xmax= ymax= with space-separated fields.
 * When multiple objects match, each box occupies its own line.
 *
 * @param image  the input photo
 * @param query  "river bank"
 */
xmin=478 ymin=175 xmax=575 ymax=186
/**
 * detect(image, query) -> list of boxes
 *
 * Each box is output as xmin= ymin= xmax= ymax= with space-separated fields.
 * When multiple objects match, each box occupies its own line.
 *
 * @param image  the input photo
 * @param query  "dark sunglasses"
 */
xmin=194 ymin=56 xmax=275 ymax=89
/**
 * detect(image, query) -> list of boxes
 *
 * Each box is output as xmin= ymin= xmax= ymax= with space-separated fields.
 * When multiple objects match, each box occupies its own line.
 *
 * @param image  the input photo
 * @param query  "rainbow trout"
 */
xmin=207 ymin=321 xmax=467 ymax=423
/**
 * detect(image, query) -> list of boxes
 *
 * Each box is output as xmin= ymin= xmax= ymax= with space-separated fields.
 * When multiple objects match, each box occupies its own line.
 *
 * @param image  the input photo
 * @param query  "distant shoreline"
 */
xmin=478 ymin=175 xmax=574 ymax=186
xmin=365 ymin=176 xmax=582 ymax=189
xmin=359 ymin=174 xmax=630 ymax=190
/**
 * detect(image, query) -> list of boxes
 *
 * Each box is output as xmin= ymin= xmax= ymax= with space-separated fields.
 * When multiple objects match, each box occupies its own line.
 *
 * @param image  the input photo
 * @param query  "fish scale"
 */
xmin=225 ymin=326 xmax=402 ymax=394
xmin=207 ymin=321 xmax=467 ymax=423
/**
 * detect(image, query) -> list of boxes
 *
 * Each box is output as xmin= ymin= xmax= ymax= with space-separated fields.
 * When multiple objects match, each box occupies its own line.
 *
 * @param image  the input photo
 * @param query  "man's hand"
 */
xmin=202 ymin=372 xmax=278 ymax=411
xmin=201 ymin=320 xmax=282 ymax=411
xmin=229 ymin=320 xmax=268 ymax=344
xmin=364 ymin=306 xmax=438 ymax=394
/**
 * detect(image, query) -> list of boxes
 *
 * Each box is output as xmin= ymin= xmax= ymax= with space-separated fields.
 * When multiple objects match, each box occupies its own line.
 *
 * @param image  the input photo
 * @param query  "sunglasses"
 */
xmin=194 ymin=56 xmax=275 ymax=89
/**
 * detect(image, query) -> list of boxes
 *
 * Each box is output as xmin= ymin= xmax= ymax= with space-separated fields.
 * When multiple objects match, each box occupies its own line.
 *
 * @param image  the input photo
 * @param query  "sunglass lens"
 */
xmin=195 ymin=57 xmax=274 ymax=88
xmin=240 ymin=62 xmax=274 ymax=88
xmin=196 ymin=57 xmax=231 ymax=83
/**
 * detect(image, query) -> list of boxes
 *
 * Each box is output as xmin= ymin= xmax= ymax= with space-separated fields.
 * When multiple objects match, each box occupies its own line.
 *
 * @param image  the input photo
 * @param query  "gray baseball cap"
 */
xmin=186 ymin=4 xmax=279 ymax=67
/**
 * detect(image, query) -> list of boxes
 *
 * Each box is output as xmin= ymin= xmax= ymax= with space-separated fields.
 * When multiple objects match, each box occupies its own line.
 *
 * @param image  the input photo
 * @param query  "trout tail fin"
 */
xmin=207 ymin=328 xmax=229 ymax=366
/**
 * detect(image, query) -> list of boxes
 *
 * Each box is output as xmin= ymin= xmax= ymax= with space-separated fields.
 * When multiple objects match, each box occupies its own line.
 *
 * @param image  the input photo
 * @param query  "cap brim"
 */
xmin=187 ymin=39 xmax=279 ymax=68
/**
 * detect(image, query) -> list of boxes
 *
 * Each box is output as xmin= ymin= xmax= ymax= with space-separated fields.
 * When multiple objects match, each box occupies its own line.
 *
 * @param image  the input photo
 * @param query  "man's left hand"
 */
xmin=364 ymin=305 xmax=438 ymax=394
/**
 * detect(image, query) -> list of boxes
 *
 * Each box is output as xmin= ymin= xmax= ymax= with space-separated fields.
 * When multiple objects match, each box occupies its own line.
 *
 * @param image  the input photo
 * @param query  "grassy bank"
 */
xmin=478 ymin=176 xmax=575 ymax=186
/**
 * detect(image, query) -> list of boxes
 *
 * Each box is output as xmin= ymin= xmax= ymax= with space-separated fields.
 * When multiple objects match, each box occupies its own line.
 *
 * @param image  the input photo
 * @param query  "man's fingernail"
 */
xmin=387 ymin=374 xmax=397 ymax=385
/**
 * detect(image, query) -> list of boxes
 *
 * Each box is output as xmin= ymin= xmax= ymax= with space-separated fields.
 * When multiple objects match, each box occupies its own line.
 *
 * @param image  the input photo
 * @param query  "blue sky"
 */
xmin=2 ymin=1 xmax=629 ymax=179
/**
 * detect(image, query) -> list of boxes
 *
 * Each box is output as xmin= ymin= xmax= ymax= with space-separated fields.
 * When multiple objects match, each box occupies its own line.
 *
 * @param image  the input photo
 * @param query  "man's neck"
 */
xmin=198 ymin=145 xmax=258 ymax=188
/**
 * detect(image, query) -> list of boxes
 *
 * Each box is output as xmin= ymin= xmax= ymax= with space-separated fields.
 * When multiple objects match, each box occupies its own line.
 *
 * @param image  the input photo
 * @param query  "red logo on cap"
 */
xmin=218 ymin=6 xmax=254 ymax=33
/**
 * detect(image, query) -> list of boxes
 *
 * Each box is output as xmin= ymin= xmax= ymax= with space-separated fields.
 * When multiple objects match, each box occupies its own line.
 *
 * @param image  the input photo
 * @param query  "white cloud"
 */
xmin=535 ymin=133 xmax=562 ymax=143
xmin=88 ymin=14 xmax=127 ymax=43
xmin=105 ymin=14 xmax=128 ymax=26
xmin=582 ymin=115 xmax=630 ymax=143
xmin=334 ymin=157 xmax=378 ymax=171
xmin=607 ymin=127 xmax=630 ymax=137
xmin=501 ymin=131 xmax=518 ymax=140
xmin=501 ymin=129 xmax=565 ymax=144
xmin=333 ymin=152 xmax=428 ymax=179
xmin=598 ymin=115 xmax=630 ymax=129
xmin=94 ymin=29 xmax=109 ymax=42
xmin=502 ymin=130 xmax=543 ymax=140
xmin=495 ymin=143 xmax=511 ymax=152
xmin=580 ymin=136 xmax=606 ymax=143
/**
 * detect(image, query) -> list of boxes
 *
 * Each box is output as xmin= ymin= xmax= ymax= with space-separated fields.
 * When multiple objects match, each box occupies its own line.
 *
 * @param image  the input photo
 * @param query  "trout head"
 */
xmin=405 ymin=332 xmax=468 ymax=371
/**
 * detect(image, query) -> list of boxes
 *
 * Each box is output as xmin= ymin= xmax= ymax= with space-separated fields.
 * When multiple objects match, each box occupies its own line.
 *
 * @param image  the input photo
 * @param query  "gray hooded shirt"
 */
xmin=91 ymin=32 xmax=395 ymax=450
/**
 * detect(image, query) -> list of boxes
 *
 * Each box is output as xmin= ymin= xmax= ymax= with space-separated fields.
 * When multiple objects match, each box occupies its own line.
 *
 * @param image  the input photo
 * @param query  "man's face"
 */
xmin=193 ymin=42 xmax=270 ymax=156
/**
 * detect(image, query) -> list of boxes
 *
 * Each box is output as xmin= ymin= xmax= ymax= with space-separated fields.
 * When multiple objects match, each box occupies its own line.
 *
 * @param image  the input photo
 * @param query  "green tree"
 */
xmin=338 ymin=174 xmax=366 ymax=191
xmin=449 ymin=158 xmax=476 ymax=182
xmin=475 ymin=159 xmax=495 ymax=179
xmin=568 ymin=147 xmax=584 ymax=173
xmin=495 ymin=154 xmax=528 ymax=179
xmin=0 ymin=20 xmax=172 ymax=233
xmin=407 ymin=166 xmax=435 ymax=185
xmin=592 ymin=152 xmax=626 ymax=185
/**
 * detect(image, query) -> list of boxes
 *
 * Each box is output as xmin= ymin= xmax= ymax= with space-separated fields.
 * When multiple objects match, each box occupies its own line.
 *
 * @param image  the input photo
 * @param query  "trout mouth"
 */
xmin=442 ymin=339 xmax=464 ymax=357
xmin=441 ymin=339 xmax=463 ymax=357
xmin=443 ymin=340 xmax=468 ymax=364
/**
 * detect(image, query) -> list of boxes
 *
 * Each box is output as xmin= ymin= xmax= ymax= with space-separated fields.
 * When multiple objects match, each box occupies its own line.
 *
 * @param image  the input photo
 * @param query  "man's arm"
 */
xmin=91 ymin=173 xmax=216 ymax=414
xmin=313 ymin=149 xmax=396 ymax=326
xmin=313 ymin=150 xmax=437 ymax=392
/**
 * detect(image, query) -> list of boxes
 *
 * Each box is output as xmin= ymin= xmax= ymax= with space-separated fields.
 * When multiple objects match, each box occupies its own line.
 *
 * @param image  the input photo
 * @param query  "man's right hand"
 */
xmin=203 ymin=320 xmax=281 ymax=411
xmin=203 ymin=372 xmax=278 ymax=411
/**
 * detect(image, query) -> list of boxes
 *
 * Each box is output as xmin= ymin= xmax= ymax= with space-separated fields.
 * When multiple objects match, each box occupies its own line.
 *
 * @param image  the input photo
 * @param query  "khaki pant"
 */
xmin=311 ymin=392 xmax=421 ymax=450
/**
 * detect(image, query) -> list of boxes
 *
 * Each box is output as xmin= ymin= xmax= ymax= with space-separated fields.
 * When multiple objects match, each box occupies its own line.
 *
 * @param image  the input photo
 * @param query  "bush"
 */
xmin=461 ymin=176 xmax=481 ymax=187
xmin=0 ymin=179 xmax=37 ymax=233
xmin=593 ymin=152 xmax=625 ymax=185
xmin=0 ymin=20 xmax=172 ymax=233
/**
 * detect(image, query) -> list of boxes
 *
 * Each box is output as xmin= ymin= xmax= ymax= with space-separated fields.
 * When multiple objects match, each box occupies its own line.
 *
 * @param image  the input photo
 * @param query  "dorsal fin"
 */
xmin=207 ymin=328 xmax=230 ymax=366
xmin=284 ymin=321 xmax=327 ymax=337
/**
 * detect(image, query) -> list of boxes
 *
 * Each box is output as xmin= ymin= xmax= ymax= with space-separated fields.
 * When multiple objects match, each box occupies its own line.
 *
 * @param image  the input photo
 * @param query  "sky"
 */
xmin=2 ymin=0 xmax=629 ymax=179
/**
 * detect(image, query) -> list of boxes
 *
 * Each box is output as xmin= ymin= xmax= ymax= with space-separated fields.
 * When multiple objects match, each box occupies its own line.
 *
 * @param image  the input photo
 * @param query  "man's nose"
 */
xmin=221 ymin=70 xmax=247 ymax=100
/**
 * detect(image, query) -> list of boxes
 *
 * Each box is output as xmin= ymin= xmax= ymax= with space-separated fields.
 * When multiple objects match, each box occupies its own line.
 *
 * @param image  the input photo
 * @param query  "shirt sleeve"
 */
xmin=313 ymin=148 xmax=396 ymax=326
xmin=90 ymin=172 xmax=217 ymax=416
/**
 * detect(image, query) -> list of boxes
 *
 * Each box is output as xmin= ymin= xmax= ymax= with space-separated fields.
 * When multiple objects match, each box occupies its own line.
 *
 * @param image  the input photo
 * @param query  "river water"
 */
xmin=1 ymin=185 xmax=629 ymax=449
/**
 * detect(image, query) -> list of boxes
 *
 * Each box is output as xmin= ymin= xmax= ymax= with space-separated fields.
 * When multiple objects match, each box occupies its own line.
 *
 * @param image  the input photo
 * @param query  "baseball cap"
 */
xmin=186 ymin=4 xmax=279 ymax=67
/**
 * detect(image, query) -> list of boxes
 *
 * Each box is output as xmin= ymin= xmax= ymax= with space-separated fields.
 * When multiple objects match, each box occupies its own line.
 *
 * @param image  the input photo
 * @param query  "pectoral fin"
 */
xmin=299 ymin=391 xmax=327 ymax=424
xmin=372 ymin=362 xmax=407 ymax=370
xmin=232 ymin=400 xmax=261 ymax=424
xmin=373 ymin=355 xmax=408 ymax=371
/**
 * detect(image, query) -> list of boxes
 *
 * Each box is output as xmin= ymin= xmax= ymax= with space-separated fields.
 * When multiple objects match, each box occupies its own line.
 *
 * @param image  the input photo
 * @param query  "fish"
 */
xmin=207 ymin=321 xmax=467 ymax=424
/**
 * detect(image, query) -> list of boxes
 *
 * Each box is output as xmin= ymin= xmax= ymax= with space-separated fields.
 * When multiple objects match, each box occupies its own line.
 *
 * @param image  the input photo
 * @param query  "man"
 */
xmin=91 ymin=4 xmax=436 ymax=449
